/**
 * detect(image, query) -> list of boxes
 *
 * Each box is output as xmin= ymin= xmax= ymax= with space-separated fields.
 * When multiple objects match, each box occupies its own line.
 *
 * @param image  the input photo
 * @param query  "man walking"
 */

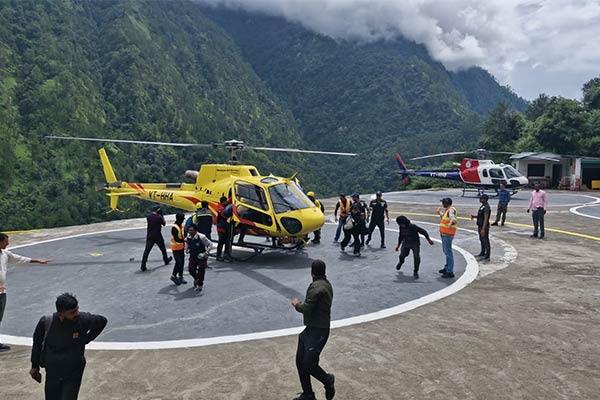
xmin=491 ymin=184 xmax=511 ymax=226
xmin=527 ymin=183 xmax=548 ymax=239
xmin=140 ymin=205 xmax=172 ymax=271
xmin=170 ymin=213 xmax=187 ymax=285
xmin=437 ymin=198 xmax=457 ymax=279
xmin=186 ymin=201 xmax=213 ymax=240
xmin=291 ymin=260 xmax=335 ymax=400
xmin=186 ymin=224 xmax=214 ymax=292
xmin=0 ymin=233 xmax=50 ymax=351
xmin=471 ymin=194 xmax=491 ymax=260
xmin=394 ymin=216 xmax=434 ymax=279
xmin=366 ymin=191 xmax=389 ymax=248
xmin=30 ymin=293 xmax=107 ymax=400
xmin=333 ymin=193 xmax=351 ymax=243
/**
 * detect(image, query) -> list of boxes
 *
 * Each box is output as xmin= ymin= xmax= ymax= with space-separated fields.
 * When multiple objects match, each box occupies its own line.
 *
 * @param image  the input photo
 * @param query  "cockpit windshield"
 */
xmin=268 ymin=183 xmax=312 ymax=213
xmin=503 ymin=165 xmax=520 ymax=179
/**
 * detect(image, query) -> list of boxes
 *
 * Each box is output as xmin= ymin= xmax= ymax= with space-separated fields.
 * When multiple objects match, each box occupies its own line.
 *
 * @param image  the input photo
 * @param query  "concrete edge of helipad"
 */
xmin=0 ymin=226 xmax=479 ymax=350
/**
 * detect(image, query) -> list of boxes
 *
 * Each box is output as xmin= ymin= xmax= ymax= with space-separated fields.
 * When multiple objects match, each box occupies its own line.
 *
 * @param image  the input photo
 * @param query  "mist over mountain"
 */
xmin=1 ymin=0 xmax=524 ymax=230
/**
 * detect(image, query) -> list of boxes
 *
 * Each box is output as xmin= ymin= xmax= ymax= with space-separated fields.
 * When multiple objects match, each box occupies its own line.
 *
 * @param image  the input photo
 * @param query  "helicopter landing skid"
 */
xmin=216 ymin=239 xmax=306 ymax=262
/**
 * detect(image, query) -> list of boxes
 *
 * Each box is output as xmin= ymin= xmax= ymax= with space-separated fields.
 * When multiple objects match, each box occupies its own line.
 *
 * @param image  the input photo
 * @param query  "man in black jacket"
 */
xmin=291 ymin=260 xmax=336 ymax=400
xmin=140 ymin=205 xmax=172 ymax=271
xmin=30 ymin=293 xmax=107 ymax=400
xmin=394 ymin=216 xmax=434 ymax=279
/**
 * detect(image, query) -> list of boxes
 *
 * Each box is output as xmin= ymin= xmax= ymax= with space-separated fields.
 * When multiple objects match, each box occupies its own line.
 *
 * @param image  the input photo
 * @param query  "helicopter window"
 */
xmin=261 ymin=177 xmax=279 ymax=184
xmin=503 ymin=165 xmax=520 ymax=179
xmin=249 ymin=169 xmax=258 ymax=176
xmin=235 ymin=182 xmax=269 ymax=211
xmin=489 ymin=169 xmax=505 ymax=179
xmin=269 ymin=183 xmax=311 ymax=213
xmin=236 ymin=205 xmax=272 ymax=226
xmin=482 ymin=169 xmax=489 ymax=178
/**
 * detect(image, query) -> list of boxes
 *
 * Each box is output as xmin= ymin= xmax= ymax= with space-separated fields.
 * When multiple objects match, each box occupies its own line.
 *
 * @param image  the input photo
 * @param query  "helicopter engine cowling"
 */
xmin=185 ymin=170 xmax=199 ymax=180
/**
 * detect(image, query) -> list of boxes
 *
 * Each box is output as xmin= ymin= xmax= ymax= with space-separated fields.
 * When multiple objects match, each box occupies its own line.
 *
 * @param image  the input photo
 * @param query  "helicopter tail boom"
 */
xmin=395 ymin=154 xmax=410 ymax=185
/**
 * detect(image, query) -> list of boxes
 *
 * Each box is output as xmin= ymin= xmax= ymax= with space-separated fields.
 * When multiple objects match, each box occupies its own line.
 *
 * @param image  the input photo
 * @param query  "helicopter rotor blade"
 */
xmin=410 ymin=151 xmax=468 ymax=160
xmin=247 ymin=146 xmax=356 ymax=156
xmin=45 ymin=135 xmax=213 ymax=148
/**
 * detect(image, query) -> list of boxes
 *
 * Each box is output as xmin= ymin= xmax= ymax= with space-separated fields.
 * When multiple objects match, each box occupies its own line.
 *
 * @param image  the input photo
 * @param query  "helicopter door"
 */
xmin=232 ymin=181 xmax=273 ymax=229
xmin=488 ymin=168 xmax=507 ymax=185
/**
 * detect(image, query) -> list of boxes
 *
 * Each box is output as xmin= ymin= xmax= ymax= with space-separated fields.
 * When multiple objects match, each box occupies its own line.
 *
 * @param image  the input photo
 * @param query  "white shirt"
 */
xmin=0 ymin=249 xmax=31 ymax=294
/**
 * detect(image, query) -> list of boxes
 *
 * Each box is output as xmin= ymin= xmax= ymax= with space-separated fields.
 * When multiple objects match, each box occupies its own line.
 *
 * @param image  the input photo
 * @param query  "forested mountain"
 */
xmin=0 ymin=0 xmax=526 ymax=230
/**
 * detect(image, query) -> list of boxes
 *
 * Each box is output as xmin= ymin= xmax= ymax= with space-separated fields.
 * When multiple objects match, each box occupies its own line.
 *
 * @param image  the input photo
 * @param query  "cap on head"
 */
xmin=339 ymin=193 xmax=346 ymax=197
xmin=311 ymin=259 xmax=326 ymax=276
xmin=220 ymin=196 xmax=228 ymax=203
xmin=307 ymin=191 xmax=315 ymax=197
xmin=152 ymin=205 xmax=161 ymax=212
xmin=441 ymin=197 xmax=453 ymax=205
xmin=376 ymin=191 xmax=382 ymax=196
xmin=480 ymin=194 xmax=489 ymax=200
xmin=351 ymin=193 xmax=359 ymax=198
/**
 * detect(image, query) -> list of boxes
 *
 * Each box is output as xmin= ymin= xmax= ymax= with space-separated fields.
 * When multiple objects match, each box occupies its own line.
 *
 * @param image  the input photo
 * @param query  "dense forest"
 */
xmin=0 ymin=0 xmax=530 ymax=230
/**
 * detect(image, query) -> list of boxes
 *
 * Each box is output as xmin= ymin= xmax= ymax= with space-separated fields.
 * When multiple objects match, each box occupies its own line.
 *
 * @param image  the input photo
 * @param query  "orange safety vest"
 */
xmin=338 ymin=198 xmax=351 ymax=217
xmin=439 ymin=207 xmax=458 ymax=236
xmin=170 ymin=224 xmax=185 ymax=251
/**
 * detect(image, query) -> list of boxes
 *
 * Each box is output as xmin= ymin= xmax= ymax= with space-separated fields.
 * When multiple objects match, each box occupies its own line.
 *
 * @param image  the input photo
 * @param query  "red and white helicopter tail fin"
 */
xmin=395 ymin=154 xmax=410 ymax=185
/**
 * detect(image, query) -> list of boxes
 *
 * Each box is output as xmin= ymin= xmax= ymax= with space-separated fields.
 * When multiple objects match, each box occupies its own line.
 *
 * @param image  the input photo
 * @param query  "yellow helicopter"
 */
xmin=46 ymin=136 xmax=355 ymax=254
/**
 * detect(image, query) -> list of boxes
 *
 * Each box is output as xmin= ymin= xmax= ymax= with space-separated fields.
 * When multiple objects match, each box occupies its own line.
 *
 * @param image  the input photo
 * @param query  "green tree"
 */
xmin=582 ymin=76 xmax=600 ymax=110
xmin=530 ymin=97 xmax=585 ymax=154
xmin=479 ymin=102 xmax=525 ymax=151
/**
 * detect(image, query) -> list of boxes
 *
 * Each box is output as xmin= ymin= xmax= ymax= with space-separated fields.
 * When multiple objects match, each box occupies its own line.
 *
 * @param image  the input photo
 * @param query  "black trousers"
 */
xmin=216 ymin=227 xmax=232 ymax=258
xmin=478 ymin=226 xmax=490 ymax=258
xmin=171 ymin=249 xmax=185 ymax=277
xmin=141 ymin=235 xmax=170 ymax=268
xmin=45 ymin=369 xmax=84 ymax=400
xmin=341 ymin=227 xmax=361 ymax=255
xmin=188 ymin=257 xmax=207 ymax=286
xmin=367 ymin=219 xmax=385 ymax=245
xmin=296 ymin=327 xmax=330 ymax=395
xmin=398 ymin=242 xmax=421 ymax=271
xmin=532 ymin=208 xmax=545 ymax=236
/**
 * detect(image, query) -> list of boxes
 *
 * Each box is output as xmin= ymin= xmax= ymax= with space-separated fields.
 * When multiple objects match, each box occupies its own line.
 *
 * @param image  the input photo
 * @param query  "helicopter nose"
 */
xmin=280 ymin=208 xmax=325 ymax=236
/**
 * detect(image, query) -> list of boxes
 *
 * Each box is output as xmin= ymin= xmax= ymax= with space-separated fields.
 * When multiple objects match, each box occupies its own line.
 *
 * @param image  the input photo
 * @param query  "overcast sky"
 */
xmin=199 ymin=0 xmax=600 ymax=100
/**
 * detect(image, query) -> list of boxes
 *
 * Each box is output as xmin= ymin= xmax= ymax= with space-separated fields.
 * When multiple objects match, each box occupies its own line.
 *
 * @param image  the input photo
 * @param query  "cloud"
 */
xmin=199 ymin=0 xmax=600 ymax=99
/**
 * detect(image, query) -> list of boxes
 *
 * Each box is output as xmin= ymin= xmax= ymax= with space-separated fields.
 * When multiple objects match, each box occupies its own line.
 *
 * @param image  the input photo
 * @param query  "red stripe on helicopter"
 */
xmin=127 ymin=183 xmax=145 ymax=193
xmin=232 ymin=205 xmax=257 ymax=227
xmin=182 ymin=196 xmax=201 ymax=206
xmin=458 ymin=159 xmax=481 ymax=183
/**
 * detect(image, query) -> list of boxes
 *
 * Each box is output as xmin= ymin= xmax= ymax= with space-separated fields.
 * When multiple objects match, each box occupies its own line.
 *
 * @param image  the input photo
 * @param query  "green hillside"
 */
xmin=0 ymin=0 xmax=309 ymax=230
xmin=0 ymin=1 xmax=527 ymax=231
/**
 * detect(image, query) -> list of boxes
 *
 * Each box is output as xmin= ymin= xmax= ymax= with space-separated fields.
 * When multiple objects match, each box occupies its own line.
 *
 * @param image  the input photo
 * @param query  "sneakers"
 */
xmin=413 ymin=271 xmax=419 ymax=279
xmin=441 ymin=272 xmax=455 ymax=279
xmin=0 ymin=343 xmax=11 ymax=351
xmin=491 ymin=222 xmax=498 ymax=226
xmin=539 ymin=234 xmax=545 ymax=239
xmin=530 ymin=234 xmax=538 ymax=238
xmin=340 ymin=246 xmax=345 ymax=252
xmin=140 ymin=265 xmax=147 ymax=272
xmin=396 ymin=263 xmax=402 ymax=271
xmin=325 ymin=373 xmax=336 ymax=400
xmin=312 ymin=239 xmax=320 ymax=244
xmin=170 ymin=275 xmax=181 ymax=285
xmin=178 ymin=276 xmax=187 ymax=284
xmin=293 ymin=393 xmax=316 ymax=400
xmin=381 ymin=244 xmax=386 ymax=249
xmin=438 ymin=268 xmax=446 ymax=274
xmin=354 ymin=252 xmax=361 ymax=257
xmin=164 ymin=256 xmax=173 ymax=265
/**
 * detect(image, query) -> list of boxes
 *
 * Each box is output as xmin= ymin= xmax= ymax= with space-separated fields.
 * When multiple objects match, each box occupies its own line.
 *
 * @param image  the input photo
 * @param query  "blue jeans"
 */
xmin=441 ymin=234 xmax=454 ymax=273
xmin=334 ymin=216 xmax=346 ymax=242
